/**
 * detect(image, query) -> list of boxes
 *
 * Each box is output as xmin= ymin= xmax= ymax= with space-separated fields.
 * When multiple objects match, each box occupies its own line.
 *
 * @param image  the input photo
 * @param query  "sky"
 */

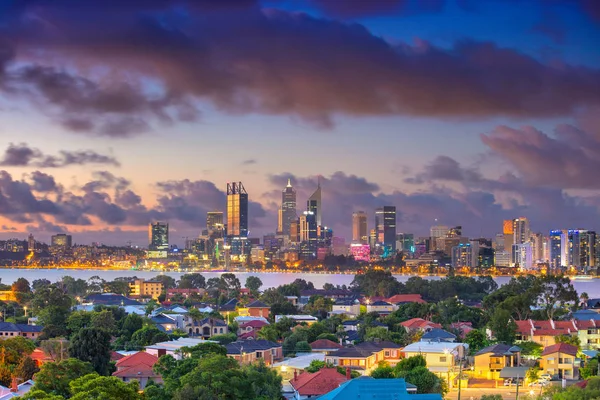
xmin=0 ymin=0 xmax=599 ymax=246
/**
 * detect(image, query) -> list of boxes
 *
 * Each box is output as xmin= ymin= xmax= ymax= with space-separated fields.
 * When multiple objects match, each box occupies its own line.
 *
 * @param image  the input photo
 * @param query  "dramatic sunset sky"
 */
xmin=0 ymin=0 xmax=599 ymax=245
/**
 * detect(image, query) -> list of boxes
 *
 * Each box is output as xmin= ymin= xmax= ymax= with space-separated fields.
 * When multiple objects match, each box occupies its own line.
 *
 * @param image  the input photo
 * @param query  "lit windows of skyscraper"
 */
xmin=226 ymin=182 xmax=248 ymax=238
xmin=148 ymin=222 xmax=168 ymax=251
xmin=51 ymin=233 xmax=73 ymax=249
xmin=549 ymin=230 xmax=567 ymax=270
xmin=206 ymin=211 xmax=224 ymax=232
xmin=375 ymin=206 xmax=396 ymax=254
xmin=567 ymin=230 xmax=597 ymax=269
xmin=281 ymin=179 xmax=297 ymax=237
xmin=352 ymin=211 xmax=368 ymax=244
xmin=512 ymin=217 xmax=530 ymax=245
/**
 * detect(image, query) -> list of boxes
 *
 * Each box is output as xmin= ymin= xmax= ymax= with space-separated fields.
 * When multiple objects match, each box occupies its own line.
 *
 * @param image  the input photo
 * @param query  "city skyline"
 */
xmin=0 ymin=1 xmax=599 ymax=245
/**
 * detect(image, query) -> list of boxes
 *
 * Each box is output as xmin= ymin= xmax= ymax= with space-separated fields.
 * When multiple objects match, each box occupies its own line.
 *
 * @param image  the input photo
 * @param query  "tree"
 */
xmin=69 ymin=328 xmax=112 ymax=375
xmin=67 ymin=311 xmax=92 ymax=335
xmin=69 ymin=373 xmax=142 ymax=400
xmin=131 ymin=326 xmax=169 ymax=348
xmin=178 ymin=273 xmax=206 ymax=289
xmin=150 ymin=275 xmax=177 ymax=290
xmin=480 ymin=396 xmax=503 ymax=400
xmin=209 ymin=333 xmax=238 ymax=345
xmin=581 ymin=358 xmax=599 ymax=379
xmin=518 ymin=341 xmax=543 ymax=358
xmin=371 ymin=361 xmax=395 ymax=378
xmin=364 ymin=327 xmax=392 ymax=342
xmin=16 ymin=356 xmax=39 ymax=381
xmin=32 ymin=279 xmax=52 ymax=291
xmin=257 ymin=324 xmax=280 ymax=342
xmin=245 ymin=276 xmax=263 ymax=296
xmin=40 ymin=339 xmax=70 ymax=362
xmin=526 ymin=366 xmax=540 ymax=383
xmin=243 ymin=361 xmax=283 ymax=399
xmin=90 ymin=310 xmax=117 ymax=334
xmin=32 ymin=358 xmax=95 ymax=398
xmin=465 ymin=329 xmax=489 ymax=355
xmin=351 ymin=270 xmax=404 ymax=297
xmin=120 ymin=313 xmax=144 ymax=340
xmin=306 ymin=360 xmax=328 ymax=373
xmin=221 ymin=273 xmax=241 ymax=297
xmin=555 ymin=334 xmax=581 ymax=349
xmin=12 ymin=277 xmax=31 ymax=294
xmin=103 ymin=280 xmax=130 ymax=296
xmin=488 ymin=308 xmax=516 ymax=344
xmin=535 ymin=275 xmax=579 ymax=320
xmin=60 ymin=277 xmax=89 ymax=297
xmin=295 ymin=341 xmax=312 ymax=353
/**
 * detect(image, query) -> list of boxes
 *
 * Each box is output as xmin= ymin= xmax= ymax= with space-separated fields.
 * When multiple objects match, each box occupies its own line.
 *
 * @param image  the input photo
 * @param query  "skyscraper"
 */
xmin=51 ymin=233 xmax=72 ymax=249
xmin=503 ymin=220 xmax=514 ymax=249
xmin=549 ymin=230 xmax=567 ymax=270
xmin=281 ymin=178 xmax=297 ymax=237
xmin=512 ymin=217 xmax=530 ymax=245
xmin=307 ymin=181 xmax=322 ymax=227
xmin=227 ymin=182 xmax=248 ymax=237
xmin=149 ymin=222 xmax=168 ymax=251
xmin=352 ymin=211 xmax=368 ymax=243
xmin=375 ymin=206 xmax=396 ymax=254
xmin=568 ymin=230 xmax=597 ymax=268
xmin=206 ymin=211 xmax=224 ymax=231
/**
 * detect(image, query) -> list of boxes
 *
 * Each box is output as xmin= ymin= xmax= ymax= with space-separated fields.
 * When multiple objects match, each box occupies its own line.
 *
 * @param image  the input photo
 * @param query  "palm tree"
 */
xmin=187 ymin=308 xmax=204 ymax=336
xmin=581 ymin=292 xmax=590 ymax=309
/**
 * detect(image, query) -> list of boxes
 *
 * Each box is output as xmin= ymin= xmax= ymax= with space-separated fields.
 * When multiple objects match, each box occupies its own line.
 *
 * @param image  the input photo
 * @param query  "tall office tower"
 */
xmin=281 ymin=179 xmax=297 ymax=237
xmin=512 ymin=243 xmax=533 ymax=269
xmin=352 ymin=211 xmax=368 ymax=243
xmin=503 ymin=220 xmax=514 ymax=249
xmin=452 ymin=243 xmax=478 ymax=269
xmin=430 ymin=225 xmax=449 ymax=240
xmin=375 ymin=206 xmax=397 ymax=253
xmin=493 ymin=233 xmax=505 ymax=251
xmin=549 ymin=230 xmax=567 ymax=270
xmin=51 ymin=233 xmax=73 ymax=249
xmin=512 ymin=217 xmax=530 ymax=245
xmin=148 ymin=222 xmax=168 ymax=250
xmin=568 ymin=230 xmax=597 ymax=268
xmin=206 ymin=211 xmax=224 ymax=231
xmin=531 ymin=232 xmax=544 ymax=262
xmin=307 ymin=181 xmax=322 ymax=227
xmin=289 ymin=219 xmax=300 ymax=243
xmin=396 ymin=233 xmax=415 ymax=253
xmin=299 ymin=211 xmax=317 ymax=242
xmin=227 ymin=182 xmax=249 ymax=237
xmin=277 ymin=208 xmax=283 ymax=234
xmin=369 ymin=229 xmax=377 ymax=249
xmin=27 ymin=234 xmax=35 ymax=252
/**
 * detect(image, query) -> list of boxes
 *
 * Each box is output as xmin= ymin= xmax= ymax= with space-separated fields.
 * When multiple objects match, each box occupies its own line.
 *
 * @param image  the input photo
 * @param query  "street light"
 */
xmin=23 ymin=306 xmax=27 ymax=318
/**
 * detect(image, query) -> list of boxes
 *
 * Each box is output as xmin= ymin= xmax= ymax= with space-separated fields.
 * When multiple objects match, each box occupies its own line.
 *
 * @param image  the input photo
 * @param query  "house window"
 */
xmin=256 ymin=352 xmax=263 ymax=359
xmin=359 ymin=360 xmax=366 ymax=366
xmin=440 ymin=356 xmax=447 ymax=363
xmin=385 ymin=351 xmax=390 ymax=357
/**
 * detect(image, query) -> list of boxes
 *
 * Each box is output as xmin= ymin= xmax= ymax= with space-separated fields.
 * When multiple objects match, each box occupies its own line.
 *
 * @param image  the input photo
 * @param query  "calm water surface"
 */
xmin=0 ymin=269 xmax=598 ymax=296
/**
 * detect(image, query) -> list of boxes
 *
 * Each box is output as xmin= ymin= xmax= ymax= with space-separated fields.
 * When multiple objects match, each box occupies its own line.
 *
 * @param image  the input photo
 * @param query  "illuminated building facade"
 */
xmin=148 ymin=222 xmax=168 ymax=251
xmin=207 ymin=212 xmax=224 ymax=232
xmin=352 ymin=211 xmax=368 ymax=244
xmin=375 ymin=206 xmax=396 ymax=255
xmin=549 ymin=230 xmax=567 ymax=270
xmin=452 ymin=243 xmax=478 ymax=269
xmin=350 ymin=243 xmax=371 ymax=262
xmin=51 ymin=233 xmax=73 ymax=249
xmin=281 ymin=179 xmax=297 ymax=237
xmin=227 ymin=182 xmax=248 ymax=238
xmin=307 ymin=181 xmax=322 ymax=227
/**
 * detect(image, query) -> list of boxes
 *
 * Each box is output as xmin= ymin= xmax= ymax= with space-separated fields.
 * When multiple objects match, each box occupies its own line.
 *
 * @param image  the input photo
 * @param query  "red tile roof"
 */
xmin=112 ymin=363 xmax=161 ymax=379
xmin=310 ymin=339 xmax=343 ymax=350
xmin=576 ymin=320 xmax=596 ymax=329
xmin=290 ymin=368 xmax=348 ymax=396
xmin=541 ymin=343 xmax=578 ymax=357
xmin=115 ymin=351 xmax=158 ymax=368
xmin=111 ymin=351 xmax=124 ymax=361
xmin=238 ymin=330 xmax=257 ymax=340
xmin=386 ymin=294 xmax=426 ymax=304
xmin=400 ymin=318 xmax=441 ymax=330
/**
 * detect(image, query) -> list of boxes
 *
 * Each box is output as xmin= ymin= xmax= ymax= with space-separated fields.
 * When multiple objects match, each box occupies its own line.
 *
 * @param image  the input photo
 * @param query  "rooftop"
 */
xmin=310 ymin=339 xmax=343 ymax=350
xmin=475 ymin=344 xmax=521 ymax=357
xmin=403 ymin=341 xmax=466 ymax=354
xmin=290 ymin=368 xmax=348 ymax=397
xmin=318 ymin=377 xmax=443 ymax=400
xmin=421 ymin=328 xmax=457 ymax=341
xmin=246 ymin=300 xmax=269 ymax=308
xmin=225 ymin=340 xmax=281 ymax=355
xmin=541 ymin=343 xmax=578 ymax=357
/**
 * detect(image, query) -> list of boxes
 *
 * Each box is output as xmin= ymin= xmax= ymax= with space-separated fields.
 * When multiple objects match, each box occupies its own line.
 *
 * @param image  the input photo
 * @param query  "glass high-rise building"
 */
xmin=281 ymin=179 xmax=297 ymax=237
xmin=352 ymin=211 xmax=368 ymax=243
xmin=307 ymin=182 xmax=322 ymax=227
xmin=149 ymin=222 xmax=168 ymax=251
xmin=51 ymin=233 xmax=72 ymax=248
xmin=512 ymin=217 xmax=530 ymax=245
xmin=375 ymin=206 xmax=396 ymax=254
xmin=549 ymin=230 xmax=567 ymax=270
xmin=206 ymin=211 xmax=224 ymax=231
xmin=227 ymin=182 xmax=248 ymax=237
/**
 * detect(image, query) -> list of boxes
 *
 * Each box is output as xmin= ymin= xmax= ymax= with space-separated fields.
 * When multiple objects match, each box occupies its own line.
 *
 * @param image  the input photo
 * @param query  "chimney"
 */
xmin=11 ymin=377 xmax=18 ymax=392
xmin=346 ymin=367 xmax=351 ymax=380
xmin=293 ymin=370 xmax=298 ymax=380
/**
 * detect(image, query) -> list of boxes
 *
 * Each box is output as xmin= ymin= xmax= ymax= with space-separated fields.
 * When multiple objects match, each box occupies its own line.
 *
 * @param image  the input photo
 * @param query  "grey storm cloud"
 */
xmin=0 ymin=1 xmax=597 ymax=136
xmin=0 ymin=143 xmax=120 ymax=168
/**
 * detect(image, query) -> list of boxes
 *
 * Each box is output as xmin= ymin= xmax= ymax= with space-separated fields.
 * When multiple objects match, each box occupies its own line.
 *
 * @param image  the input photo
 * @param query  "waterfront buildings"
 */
xmin=51 ymin=233 xmax=72 ymax=249
xmin=129 ymin=279 xmax=164 ymax=300
xmin=226 ymin=182 xmax=248 ymax=238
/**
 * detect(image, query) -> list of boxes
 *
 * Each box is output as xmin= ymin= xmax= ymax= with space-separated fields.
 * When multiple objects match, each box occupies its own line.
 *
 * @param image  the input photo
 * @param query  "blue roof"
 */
xmin=318 ymin=378 xmax=443 ymax=400
xmin=0 ymin=322 xmax=43 ymax=333
xmin=573 ymin=309 xmax=600 ymax=321
xmin=421 ymin=328 xmax=457 ymax=340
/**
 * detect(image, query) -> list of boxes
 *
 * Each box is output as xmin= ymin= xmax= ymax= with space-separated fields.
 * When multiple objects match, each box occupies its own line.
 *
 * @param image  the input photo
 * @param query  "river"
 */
xmin=0 ymin=269 xmax=599 ymax=297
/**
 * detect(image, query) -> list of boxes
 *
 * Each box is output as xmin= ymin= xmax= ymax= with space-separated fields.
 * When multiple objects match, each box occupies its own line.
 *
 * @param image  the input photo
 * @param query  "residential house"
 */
xmin=366 ymin=301 xmax=396 ymax=316
xmin=289 ymin=368 xmax=349 ymax=400
xmin=450 ymin=322 xmax=473 ymax=338
xmin=145 ymin=337 xmax=217 ymax=360
xmin=271 ymin=353 xmax=326 ymax=380
xmin=225 ymin=340 xmax=283 ymax=366
xmin=386 ymin=294 xmax=426 ymax=305
xmin=275 ymin=315 xmax=319 ymax=325
xmin=84 ymin=293 xmax=141 ymax=306
xmin=237 ymin=320 xmax=269 ymax=340
xmin=299 ymin=289 xmax=354 ymax=307
xmin=151 ymin=313 xmax=185 ymax=333
xmin=573 ymin=310 xmax=600 ymax=322
xmin=0 ymin=322 xmax=43 ymax=340
xmin=218 ymin=299 xmax=238 ymax=319
xmin=310 ymin=339 xmax=343 ymax=354
xmin=402 ymin=341 xmax=467 ymax=383
xmin=421 ymin=329 xmax=457 ymax=343
xmin=188 ymin=318 xmax=228 ymax=339
xmin=237 ymin=300 xmax=271 ymax=318
xmin=318 ymin=377 xmax=443 ymax=400
xmin=399 ymin=318 xmax=441 ymax=333
xmin=30 ymin=348 xmax=53 ymax=366
xmin=112 ymin=351 xmax=163 ymax=390
xmin=129 ymin=279 xmax=164 ymax=300
xmin=540 ymin=343 xmax=580 ymax=380
xmin=330 ymin=299 xmax=361 ymax=317
xmin=473 ymin=344 xmax=522 ymax=380
xmin=575 ymin=320 xmax=600 ymax=350
xmin=324 ymin=341 xmax=402 ymax=375
xmin=514 ymin=320 xmax=578 ymax=347
xmin=0 ymin=379 xmax=35 ymax=400
xmin=166 ymin=288 xmax=206 ymax=301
